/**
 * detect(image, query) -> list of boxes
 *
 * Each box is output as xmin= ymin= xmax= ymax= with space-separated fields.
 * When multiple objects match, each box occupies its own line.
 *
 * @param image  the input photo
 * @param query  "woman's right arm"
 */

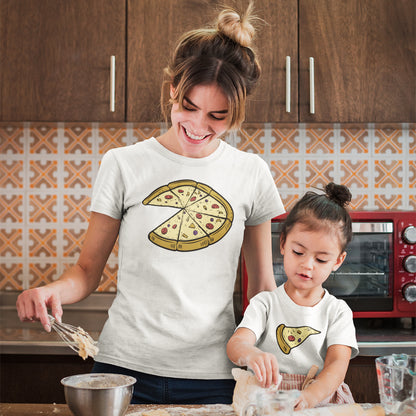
xmin=16 ymin=212 xmax=121 ymax=331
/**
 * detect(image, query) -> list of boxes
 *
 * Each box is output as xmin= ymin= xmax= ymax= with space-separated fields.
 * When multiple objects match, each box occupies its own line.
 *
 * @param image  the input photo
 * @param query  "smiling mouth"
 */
xmin=183 ymin=126 xmax=209 ymax=141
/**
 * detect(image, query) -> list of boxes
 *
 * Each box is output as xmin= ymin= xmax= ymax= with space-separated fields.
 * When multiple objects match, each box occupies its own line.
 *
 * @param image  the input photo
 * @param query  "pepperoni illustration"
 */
xmin=196 ymin=213 xmax=202 ymax=219
xmin=165 ymin=195 xmax=173 ymax=199
xmin=178 ymin=189 xmax=184 ymax=193
xmin=190 ymin=196 xmax=196 ymax=202
xmin=212 ymin=204 xmax=219 ymax=209
xmin=206 ymin=223 xmax=214 ymax=230
xmin=288 ymin=335 xmax=295 ymax=342
xmin=161 ymin=227 xmax=168 ymax=235
xmin=172 ymin=224 xmax=177 ymax=229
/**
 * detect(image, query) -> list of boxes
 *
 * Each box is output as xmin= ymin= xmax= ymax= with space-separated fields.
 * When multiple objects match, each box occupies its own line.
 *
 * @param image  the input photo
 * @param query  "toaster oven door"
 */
xmin=271 ymin=221 xmax=394 ymax=312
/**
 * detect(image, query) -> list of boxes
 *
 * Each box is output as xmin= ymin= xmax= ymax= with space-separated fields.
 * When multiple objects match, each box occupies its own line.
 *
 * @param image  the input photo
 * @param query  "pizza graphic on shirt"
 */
xmin=142 ymin=180 xmax=234 ymax=251
xmin=276 ymin=324 xmax=321 ymax=355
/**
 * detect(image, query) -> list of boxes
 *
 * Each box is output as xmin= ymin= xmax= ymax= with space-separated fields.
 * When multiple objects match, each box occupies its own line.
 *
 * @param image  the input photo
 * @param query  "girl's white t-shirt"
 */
xmin=90 ymin=137 xmax=285 ymax=379
xmin=238 ymin=285 xmax=359 ymax=375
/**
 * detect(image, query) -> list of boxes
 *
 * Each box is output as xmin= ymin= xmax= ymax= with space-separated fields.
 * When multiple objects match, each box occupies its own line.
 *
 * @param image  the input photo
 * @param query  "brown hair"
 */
xmin=280 ymin=183 xmax=353 ymax=253
xmin=161 ymin=2 xmax=261 ymax=130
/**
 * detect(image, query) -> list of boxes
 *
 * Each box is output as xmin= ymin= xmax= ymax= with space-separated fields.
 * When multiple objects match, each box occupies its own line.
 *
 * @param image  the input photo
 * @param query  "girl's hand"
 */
xmin=16 ymin=286 xmax=63 ymax=332
xmin=294 ymin=391 xmax=319 ymax=410
xmin=246 ymin=350 xmax=280 ymax=388
xmin=227 ymin=327 xmax=281 ymax=389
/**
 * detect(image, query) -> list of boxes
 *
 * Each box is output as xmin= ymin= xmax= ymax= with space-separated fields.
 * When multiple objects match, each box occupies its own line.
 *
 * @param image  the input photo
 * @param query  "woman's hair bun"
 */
xmin=324 ymin=182 xmax=352 ymax=208
xmin=216 ymin=2 xmax=256 ymax=47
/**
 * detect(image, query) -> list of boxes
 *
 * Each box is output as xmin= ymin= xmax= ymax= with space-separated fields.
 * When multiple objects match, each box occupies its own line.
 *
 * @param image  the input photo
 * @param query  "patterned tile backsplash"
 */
xmin=1 ymin=122 xmax=415 ymax=292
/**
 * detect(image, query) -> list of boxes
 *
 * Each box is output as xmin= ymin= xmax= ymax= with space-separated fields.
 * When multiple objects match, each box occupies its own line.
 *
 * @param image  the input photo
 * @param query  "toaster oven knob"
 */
xmin=403 ymin=255 xmax=416 ymax=274
xmin=403 ymin=226 xmax=416 ymax=244
xmin=402 ymin=283 xmax=416 ymax=303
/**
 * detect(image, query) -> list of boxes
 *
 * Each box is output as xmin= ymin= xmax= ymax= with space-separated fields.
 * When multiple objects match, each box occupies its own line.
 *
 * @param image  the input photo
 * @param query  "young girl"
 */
xmin=16 ymin=3 xmax=284 ymax=405
xmin=227 ymin=183 xmax=358 ymax=409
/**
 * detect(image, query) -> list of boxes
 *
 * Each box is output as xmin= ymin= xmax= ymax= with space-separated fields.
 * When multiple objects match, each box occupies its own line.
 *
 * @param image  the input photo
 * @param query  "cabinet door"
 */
xmin=299 ymin=0 xmax=416 ymax=122
xmin=128 ymin=0 xmax=221 ymax=122
xmin=0 ymin=0 xmax=126 ymax=122
xmin=246 ymin=0 xmax=298 ymax=123
xmin=127 ymin=0 xmax=298 ymax=123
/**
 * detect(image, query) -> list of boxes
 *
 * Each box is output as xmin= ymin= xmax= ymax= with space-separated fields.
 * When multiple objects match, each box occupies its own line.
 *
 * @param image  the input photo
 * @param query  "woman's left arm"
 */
xmin=295 ymin=344 xmax=352 ymax=410
xmin=242 ymin=220 xmax=277 ymax=300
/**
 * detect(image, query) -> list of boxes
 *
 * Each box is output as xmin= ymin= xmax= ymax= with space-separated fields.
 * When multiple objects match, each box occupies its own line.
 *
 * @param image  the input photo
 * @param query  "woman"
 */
xmin=16 ymin=2 xmax=285 ymax=404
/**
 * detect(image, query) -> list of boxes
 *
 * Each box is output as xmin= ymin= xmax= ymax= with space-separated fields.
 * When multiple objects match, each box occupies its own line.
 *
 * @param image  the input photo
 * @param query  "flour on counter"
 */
xmin=127 ymin=404 xmax=235 ymax=415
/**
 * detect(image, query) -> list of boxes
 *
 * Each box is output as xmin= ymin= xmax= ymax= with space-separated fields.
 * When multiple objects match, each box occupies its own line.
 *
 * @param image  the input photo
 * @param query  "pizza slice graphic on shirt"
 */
xmin=169 ymin=180 xmax=199 ymax=207
xmin=186 ymin=193 xmax=232 ymax=219
xmin=143 ymin=180 xmax=234 ymax=252
xmin=142 ymin=185 xmax=183 ymax=208
xmin=187 ymin=210 xmax=232 ymax=244
xmin=276 ymin=324 xmax=321 ymax=355
xmin=148 ymin=210 xmax=184 ymax=251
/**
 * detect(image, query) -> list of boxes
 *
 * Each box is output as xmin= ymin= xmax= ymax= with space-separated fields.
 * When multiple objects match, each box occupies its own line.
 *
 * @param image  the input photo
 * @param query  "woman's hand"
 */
xmin=16 ymin=212 xmax=121 ymax=332
xmin=16 ymin=286 xmax=63 ymax=332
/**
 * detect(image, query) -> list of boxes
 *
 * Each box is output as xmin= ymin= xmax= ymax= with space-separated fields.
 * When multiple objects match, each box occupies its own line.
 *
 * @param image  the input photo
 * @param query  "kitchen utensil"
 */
xmin=242 ymin=389 xmax=300 ymax=416
xmin=48 ymin=314 xmax=98 ymax=359
xmin=61 ymin=373 xmax=136 ymax=416
xmin=376 ymin=353 xmax=416 ymax=415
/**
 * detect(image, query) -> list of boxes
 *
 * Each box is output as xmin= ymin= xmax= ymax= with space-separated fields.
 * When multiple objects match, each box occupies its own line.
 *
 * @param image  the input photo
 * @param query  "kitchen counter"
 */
xmin=1 ymin=292 xmax=415 ymax=356
xmin=0 ymin=292 xmax=112 ymax=355
xmin=0 ymin=403 xmax=237 ymax=415
xmin=354 ymin=317 xmax=416 ymax=356
xmin=0 ymin=403 xmax=385 ymax=416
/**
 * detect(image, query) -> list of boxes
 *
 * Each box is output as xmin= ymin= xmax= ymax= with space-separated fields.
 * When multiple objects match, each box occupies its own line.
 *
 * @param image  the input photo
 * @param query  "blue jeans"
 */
xmin=92 ymin=362 xmax=235 ymax=405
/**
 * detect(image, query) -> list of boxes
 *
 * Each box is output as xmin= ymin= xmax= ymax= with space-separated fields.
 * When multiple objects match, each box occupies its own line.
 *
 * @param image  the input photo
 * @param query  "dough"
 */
xmin=142 ymin=410 xmax=171 ymax=416
xmin=71 ymin=328 xmax=99 ymax=360
xmin=231 ymin=368 xmax=282 ymax=416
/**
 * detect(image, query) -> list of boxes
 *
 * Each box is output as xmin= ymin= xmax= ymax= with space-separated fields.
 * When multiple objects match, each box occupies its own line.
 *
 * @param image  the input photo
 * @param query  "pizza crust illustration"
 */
xmin=276 ymin=324 xmax=320 ymax=355
xmin=143 ymin=180 xmax=233 ymax=251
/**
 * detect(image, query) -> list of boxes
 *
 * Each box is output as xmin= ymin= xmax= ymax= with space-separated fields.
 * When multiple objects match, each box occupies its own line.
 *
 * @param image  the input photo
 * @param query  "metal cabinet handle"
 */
xmin=286 ymin=56 xmax=291 ymax=113
xmin=309 ymin=57 xmax=315 ymax=114
xmin=110 ymin=55 xmax=115 ymax=112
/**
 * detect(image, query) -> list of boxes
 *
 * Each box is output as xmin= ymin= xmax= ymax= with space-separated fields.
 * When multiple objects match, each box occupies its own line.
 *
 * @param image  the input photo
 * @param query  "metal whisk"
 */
xmin=48 ymin=314 xmax=98 ymax=359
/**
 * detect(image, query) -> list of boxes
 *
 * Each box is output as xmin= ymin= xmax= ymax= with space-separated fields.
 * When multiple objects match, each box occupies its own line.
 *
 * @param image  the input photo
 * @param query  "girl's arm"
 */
xmin=227 ymin=327 xmax=280 ymax=388
xmin=295 ymin=344 xmax=352 ymax=410
xmin=242 ymin=220 xmax=277 ymax=300
xmin=16 ymin=212 xmax=120 ymax=331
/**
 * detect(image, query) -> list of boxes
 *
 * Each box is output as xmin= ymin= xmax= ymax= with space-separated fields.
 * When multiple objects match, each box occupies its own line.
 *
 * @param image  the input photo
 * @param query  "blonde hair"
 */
xmin=161 ymin=2 xmax=261 ymax=130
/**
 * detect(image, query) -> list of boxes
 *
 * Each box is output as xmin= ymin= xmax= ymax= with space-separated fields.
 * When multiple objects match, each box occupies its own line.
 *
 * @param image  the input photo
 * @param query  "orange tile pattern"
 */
xmin=0 ymin=122 xmax=415 ymax=292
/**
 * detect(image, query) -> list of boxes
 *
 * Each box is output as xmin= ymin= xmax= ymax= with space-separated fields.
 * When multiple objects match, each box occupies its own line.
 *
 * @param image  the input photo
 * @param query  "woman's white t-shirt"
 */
xmin=90 ymin=137 xmax=285 ymax=379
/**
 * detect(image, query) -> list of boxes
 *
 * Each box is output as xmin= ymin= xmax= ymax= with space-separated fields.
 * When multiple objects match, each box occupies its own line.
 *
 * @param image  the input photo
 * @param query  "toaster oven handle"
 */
xmin=351 ymin=222 xmax=393 ymax=233
xmin=273 ymin=222 xmax=393 ymax=234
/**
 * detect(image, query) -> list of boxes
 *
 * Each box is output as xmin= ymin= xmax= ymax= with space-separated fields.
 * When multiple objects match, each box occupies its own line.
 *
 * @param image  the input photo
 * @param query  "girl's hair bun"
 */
xmin=216 ymin=2 xmax=256 ymax=47
xmin=325 ymin=182 xmax=352 ymax=208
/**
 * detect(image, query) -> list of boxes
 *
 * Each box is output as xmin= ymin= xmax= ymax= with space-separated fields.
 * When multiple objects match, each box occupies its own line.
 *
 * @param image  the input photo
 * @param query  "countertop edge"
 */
xmin=1 ymin=340 xmax=415 ymax=356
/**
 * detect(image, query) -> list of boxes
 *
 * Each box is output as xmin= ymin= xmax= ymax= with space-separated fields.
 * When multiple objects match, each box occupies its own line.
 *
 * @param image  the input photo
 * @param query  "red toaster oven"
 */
xmin=242 ymin=211 xmax=416 ymax=318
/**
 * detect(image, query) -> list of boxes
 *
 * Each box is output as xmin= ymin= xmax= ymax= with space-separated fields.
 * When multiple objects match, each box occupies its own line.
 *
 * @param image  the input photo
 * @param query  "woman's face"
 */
xmin=168 ymin=83 xmax=230 ymax=158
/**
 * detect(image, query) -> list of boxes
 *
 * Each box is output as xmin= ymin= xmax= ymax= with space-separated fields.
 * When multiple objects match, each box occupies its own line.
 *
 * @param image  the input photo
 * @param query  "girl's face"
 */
xmin=168 ymin=83 xmax=230 ymax=158
xmin=280 ymin=223 xmax=346 ymax=293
